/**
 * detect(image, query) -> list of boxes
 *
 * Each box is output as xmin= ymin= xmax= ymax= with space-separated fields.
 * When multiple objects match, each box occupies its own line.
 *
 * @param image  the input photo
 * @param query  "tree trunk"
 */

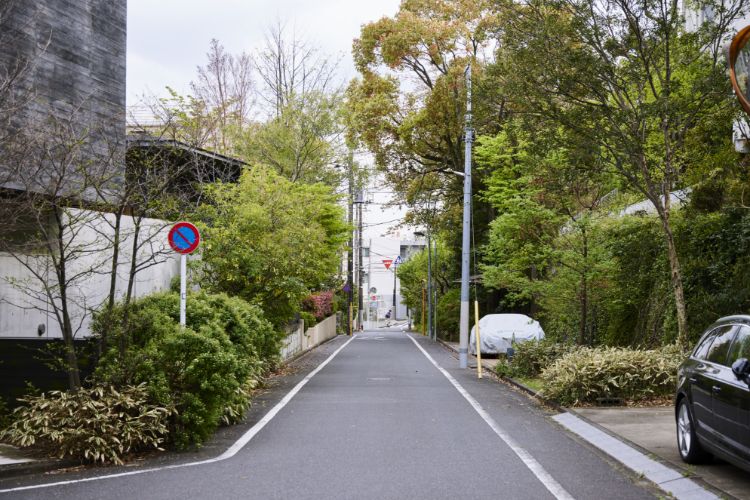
xmin=657 ymin=211 xmax=689 ymax=347
xmin=579 ymin=226 xmax=588 ymax=345
xmin=62 ymin=307 xmax=81 ymax=390
xmin=119 ymin=216 xmax=142 ymax=358
xmin=106 ymin=209 xmax=123 ymax=311
xmin=100 ymin=208 xmax=124 ymax=355
xmin=53 ymin=205 xmax=81 ymax=390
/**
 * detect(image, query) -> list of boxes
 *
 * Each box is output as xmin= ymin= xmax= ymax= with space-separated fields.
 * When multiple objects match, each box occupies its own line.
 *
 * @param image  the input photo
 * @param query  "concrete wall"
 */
xmin=281 ymin=315 xmax=338 ymax=362
xmin=0 ymin=209 xmax=179 ymax=339
xmin=0 ymin=0 xmax=126 ymax=153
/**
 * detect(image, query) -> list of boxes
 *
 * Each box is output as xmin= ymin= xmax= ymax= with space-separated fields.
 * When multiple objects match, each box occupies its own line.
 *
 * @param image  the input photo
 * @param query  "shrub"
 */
xmin=299 ymin=311 xmax=318 ymax=329
xmin=0 ymin=385 xmax=172 ymax=465
xmin=0 ymin=398 xmax=9 ymax=431
xmin=93 ymin=291 xmax=280 ymax=448
xmin=494 ymin=358 xmax=516 ymax=378
xmin=510 ymin=340 xmax=575 ymax=377
xmin=540 ymin=345 xmax=684 ymax=406
xmin=302 ymin=290 xmax=334 ymax=320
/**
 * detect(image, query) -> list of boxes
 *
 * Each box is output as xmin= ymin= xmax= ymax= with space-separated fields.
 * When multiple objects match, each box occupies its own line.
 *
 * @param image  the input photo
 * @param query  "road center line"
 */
xmin=407 ymin=334 xmax=575 ymax=500
xmin=0 ymin=335 xmax=357 ymax=495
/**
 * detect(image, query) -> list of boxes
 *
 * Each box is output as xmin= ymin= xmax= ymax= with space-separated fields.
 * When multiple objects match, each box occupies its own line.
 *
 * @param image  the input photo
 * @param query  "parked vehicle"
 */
xmin=469 ymin=314 xmax=545 ymax=355
xmin=675 ymin=315 xmax=750 ymax=472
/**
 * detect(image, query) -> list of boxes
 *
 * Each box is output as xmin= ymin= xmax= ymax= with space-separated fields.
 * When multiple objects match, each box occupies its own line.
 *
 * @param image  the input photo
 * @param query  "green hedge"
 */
xmin=495 ymin=339 xmax=574 ymax=378
xmin=539 ymin=345 xmax=684 ymax=406
xmin=92 ymin=291 xmax=281 ymax=448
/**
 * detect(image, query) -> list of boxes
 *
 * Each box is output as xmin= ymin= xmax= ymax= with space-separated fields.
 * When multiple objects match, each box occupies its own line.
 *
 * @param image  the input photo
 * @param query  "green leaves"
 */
xmin=540 ymin=345 xmax=685 ymax=406
xmin=0 ymin=385 xmax=173 ymax=465
xmin=199 ymin=166 xmax=347 ymax=326
xmin=92 ymin=291 xmax=278 ymax=449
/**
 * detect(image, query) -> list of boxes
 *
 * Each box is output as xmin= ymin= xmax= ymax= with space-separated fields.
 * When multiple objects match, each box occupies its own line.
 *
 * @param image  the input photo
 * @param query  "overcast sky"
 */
xmin=126 ymin=0 xmax=401 ymax=107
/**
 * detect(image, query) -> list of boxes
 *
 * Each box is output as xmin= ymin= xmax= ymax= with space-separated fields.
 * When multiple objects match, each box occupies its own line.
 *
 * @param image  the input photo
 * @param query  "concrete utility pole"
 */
xmin=356 ymin=190 xmax=365 ymax=331
xmin=426 ymin=233 xmax=432 ymax=340
xmin=458 ymin=63 xmax=473 ymax=369
xmin=346 ymin=156 xmax=354 ymax=336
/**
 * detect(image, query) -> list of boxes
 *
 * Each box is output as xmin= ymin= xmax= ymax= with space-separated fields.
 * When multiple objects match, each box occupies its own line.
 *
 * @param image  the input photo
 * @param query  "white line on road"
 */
xmin=407 ymin=334 xmax=575 ymax=500
xmin=0 ymin=335 xmax=358 ymax=495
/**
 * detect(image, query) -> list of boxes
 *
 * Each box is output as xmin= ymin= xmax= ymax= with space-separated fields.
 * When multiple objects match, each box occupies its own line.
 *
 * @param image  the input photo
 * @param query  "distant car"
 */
xmin=469 ymin=313 xmax=545 ymax=355
xmin=675 ymin=315 xmax=750 ymax=472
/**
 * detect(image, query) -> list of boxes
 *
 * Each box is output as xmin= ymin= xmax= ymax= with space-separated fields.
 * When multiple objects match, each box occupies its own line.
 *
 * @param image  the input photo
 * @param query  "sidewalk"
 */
xmin=575 ymin=407 xmax=750 ymax=500
xmin=436 ymin=337 xmax=747 ymax=500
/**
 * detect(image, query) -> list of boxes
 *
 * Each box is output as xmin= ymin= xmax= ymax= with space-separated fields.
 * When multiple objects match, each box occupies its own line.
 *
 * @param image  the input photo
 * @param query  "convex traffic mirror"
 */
xmin=730 ymin=25 xmax=750 ymax=115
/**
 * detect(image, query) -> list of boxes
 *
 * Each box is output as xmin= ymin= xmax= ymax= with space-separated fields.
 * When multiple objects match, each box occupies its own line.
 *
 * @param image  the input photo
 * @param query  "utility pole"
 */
xmin=427 ymin=233 xmax=432 ymax=340
xmin=458 ymin=63 xmax=473 ymax=369
xmin=356 ymin=190 xmax=365 ymax=331
xmin=392 ymin=265 xmax=397 ymax=312
xmin=433 ymin=239 xmax=438 ymax=341
xmin=346 ymin=155 xmax=354 ymax=336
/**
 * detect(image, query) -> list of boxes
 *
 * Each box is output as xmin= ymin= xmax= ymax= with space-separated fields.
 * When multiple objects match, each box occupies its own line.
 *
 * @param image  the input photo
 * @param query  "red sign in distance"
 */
xmin=168 ymin=222 xmax=201 ymax=255
xmin=382 ymin=259 xmax=393 ymax=270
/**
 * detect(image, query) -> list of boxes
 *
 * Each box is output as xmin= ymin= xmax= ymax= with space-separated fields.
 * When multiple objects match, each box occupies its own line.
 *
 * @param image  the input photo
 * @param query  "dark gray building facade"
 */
xmin=0 ymin=0 xmax=126 ymax=168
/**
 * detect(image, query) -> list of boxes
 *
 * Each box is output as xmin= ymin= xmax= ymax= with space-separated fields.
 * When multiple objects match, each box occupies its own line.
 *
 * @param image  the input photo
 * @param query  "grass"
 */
xmin=515 ymin=377 xmax=544 ymax=393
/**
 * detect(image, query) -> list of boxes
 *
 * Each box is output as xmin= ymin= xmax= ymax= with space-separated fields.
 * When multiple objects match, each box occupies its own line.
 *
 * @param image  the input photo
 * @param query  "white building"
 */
xmin=356 ymin=173 xmax=424 ymax=327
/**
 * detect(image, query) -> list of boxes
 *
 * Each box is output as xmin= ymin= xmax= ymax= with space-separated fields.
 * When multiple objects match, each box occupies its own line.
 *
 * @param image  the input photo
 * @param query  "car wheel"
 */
xmin=676 ymin=399 xmax=710 ymax=464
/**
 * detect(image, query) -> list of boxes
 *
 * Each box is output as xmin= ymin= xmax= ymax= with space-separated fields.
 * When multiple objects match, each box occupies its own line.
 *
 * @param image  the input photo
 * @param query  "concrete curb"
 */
xmin=0 ymin=457 xmax=76 ymax=481
xmin=562 ymin=408 xmax=737 ymax=500
xmin=431 ymin=335 xmax=728 ymax=500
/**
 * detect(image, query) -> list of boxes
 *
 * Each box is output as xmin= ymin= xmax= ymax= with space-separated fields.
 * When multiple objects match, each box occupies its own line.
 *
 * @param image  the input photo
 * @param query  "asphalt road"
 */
xmin=0 ymin=330 xmax=657 ymax=499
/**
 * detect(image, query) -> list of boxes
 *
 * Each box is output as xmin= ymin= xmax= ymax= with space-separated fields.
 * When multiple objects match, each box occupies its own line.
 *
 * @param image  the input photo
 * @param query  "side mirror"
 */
xmin=731 ymin=358 xmax=750 ymax=382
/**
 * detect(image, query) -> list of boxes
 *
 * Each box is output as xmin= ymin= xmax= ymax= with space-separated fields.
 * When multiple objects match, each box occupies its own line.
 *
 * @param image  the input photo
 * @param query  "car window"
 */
xmin=706 ymin=325 xmax=738 ymax=366
xmin=693 ymin=328 xmax=720 ymax=360
xmin=728 ymin=325 xmax=750 ymax=365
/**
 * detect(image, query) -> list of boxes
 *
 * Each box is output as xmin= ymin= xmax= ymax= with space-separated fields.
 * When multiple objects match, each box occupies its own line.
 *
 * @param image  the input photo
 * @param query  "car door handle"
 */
xmin=689 ymin=377 xmax=697 ymax=383
xmin=712 ymin=385 xmax=722 ymax=393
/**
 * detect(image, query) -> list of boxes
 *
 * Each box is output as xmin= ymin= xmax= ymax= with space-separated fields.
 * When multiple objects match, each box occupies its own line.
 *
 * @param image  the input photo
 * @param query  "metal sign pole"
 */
xmin=168 ymin=221 xmax=200 ymax=329
xmin=180 ymin=253 xmax=187 ymax=327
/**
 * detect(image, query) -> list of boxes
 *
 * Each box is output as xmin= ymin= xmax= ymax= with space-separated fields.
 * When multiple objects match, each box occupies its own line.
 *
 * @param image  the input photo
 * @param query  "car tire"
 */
xmin=676 ymin=398 xmax=710 ymax=464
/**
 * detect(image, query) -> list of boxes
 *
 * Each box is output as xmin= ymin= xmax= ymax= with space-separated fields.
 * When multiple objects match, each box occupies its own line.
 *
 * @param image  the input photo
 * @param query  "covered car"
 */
xmin=469 ymin=314 xmax=545 ymax=355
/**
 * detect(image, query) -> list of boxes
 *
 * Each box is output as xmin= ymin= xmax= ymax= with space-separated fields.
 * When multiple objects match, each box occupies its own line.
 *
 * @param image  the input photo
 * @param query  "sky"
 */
xmin=126 ymin=0 xmax=402 ymax=107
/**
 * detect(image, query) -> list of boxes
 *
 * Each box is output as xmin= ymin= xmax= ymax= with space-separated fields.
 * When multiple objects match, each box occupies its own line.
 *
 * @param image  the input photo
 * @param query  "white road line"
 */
xmin=0 ymin=335 xmax=357 ymax=495
xmin=407 ymin=334 xmax=575 ymax=500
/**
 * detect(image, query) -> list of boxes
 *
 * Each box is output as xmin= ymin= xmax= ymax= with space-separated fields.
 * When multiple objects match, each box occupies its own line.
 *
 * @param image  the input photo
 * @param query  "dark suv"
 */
xmin=675 ymin=315 xmax=750 ymax=472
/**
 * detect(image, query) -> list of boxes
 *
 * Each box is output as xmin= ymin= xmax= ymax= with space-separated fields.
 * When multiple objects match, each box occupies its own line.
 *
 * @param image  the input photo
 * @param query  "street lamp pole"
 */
xmin=458 ymin=63 xmax=473 ymax=369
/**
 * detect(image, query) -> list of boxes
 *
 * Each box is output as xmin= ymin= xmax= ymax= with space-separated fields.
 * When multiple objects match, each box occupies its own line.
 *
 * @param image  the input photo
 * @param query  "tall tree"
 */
xmin=255 ymin=21 xmax=339 ymax=119
xmin=198 ymin=166 xmax=348 ymax=325
xmin=190 ymin=39 xmax=254 ymax=154
xmin=0 ymin=114 xmax=121 ymax=390
xmin=493 ymin=0 xmax=746 ymax=345
xmin=346 ymin=0 xmax=500 ymax=221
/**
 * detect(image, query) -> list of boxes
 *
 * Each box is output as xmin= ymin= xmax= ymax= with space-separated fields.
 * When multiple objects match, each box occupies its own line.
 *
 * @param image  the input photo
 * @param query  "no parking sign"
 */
xmin=169 ymin=222 xmax=201 ymax=326
xmin=168 ymin=222 xmax=201 ymax=254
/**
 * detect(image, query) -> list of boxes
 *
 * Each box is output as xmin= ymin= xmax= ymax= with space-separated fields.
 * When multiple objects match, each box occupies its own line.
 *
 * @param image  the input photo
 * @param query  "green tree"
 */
xmin=198 ymin=166 xmax=348 ymax=325
xmin=236 ymin=91 xmax=343 ymax=185
xmin=346 ymin=0 xmax=500 ymax=223
xmin=492 ymin=0 xmax=745 ymax=345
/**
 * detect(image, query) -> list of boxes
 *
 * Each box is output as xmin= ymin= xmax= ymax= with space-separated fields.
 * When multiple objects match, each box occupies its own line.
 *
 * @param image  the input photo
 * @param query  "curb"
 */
xmin=432 ymin=336 xmax=728 ymax=500
xmin=562 ymin=408 xmax=737 ymax=500
xmin=0 ymin=457 xmax=76 ymax=481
